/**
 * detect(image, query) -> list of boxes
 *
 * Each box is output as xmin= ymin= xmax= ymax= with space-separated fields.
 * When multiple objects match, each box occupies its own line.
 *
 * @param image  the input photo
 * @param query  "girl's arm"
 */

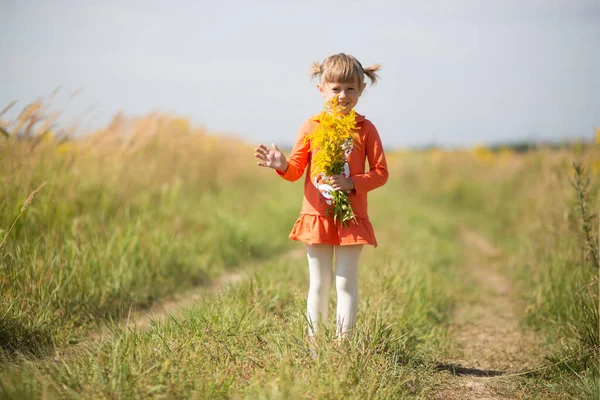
xmin=350 ymin=123 xmax=389 ymax=194
xmin=275 ymin=120 xmax=313 ymax=182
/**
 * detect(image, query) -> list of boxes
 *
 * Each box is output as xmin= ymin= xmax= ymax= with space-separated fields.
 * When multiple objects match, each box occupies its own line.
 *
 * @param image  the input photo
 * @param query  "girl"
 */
xmin=254 ymin=53 xmax=388 ymax=340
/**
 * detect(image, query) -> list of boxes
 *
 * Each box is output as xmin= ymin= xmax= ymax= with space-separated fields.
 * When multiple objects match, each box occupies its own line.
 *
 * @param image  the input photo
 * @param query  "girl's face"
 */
xmin=317 ymin=80 xmax=366 ymax=114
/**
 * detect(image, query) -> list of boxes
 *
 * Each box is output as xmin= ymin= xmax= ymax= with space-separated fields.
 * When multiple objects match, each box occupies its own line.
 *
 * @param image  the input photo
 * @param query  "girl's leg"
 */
xmin=335 ymin=245 xmax=363 ymax=339
xmin=306 ymin=244 xmax=334 ymax=336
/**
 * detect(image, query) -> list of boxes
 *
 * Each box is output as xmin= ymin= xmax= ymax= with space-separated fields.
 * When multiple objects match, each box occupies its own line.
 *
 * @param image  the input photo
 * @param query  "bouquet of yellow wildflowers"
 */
xmin=305 ymin=96 xmax=360 ymax=225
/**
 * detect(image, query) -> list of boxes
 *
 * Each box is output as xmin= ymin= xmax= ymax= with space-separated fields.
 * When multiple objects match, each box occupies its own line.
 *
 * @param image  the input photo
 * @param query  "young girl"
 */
xmin=254 ymin=53 xmax=388 ymax=340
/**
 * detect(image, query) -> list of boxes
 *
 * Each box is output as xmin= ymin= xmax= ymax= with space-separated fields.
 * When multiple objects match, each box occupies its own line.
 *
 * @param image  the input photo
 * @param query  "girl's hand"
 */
xmin=330 ymin=175 xmax=355 ymax=192
xmin=255 ymin=143 xmax=288 ymax=172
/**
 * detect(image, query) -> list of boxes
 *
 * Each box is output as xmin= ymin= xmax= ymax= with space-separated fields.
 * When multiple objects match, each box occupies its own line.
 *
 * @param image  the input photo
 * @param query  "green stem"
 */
xmin=0 ymin=212 xmax=23 ymax=250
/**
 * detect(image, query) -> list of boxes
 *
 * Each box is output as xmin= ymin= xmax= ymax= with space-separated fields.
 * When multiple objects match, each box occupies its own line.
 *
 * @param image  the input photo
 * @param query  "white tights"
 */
xmin=306 ymin=244 xmax=363 ymax=338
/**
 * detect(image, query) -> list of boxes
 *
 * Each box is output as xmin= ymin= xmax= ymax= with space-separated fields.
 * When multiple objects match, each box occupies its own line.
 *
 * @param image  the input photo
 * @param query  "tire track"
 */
xmin=434 ymin=227 xmax=552 ymax=399
xmin=62 ymin=248 xmax=304 ymax=355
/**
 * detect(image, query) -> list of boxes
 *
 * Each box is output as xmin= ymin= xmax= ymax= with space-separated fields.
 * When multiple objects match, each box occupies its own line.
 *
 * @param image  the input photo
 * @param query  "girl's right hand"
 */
xmin=254 ymin=143 xmax=288 ymax=172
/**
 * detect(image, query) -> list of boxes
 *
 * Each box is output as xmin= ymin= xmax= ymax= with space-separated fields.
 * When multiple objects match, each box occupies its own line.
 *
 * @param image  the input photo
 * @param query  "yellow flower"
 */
xmin=593 ymin=161 xmax=600 ymax=177
xmin=42 ymin=130 xmax=56 ymax=142
xmin=57 ymin=142 xmax=78 ymax=154
xmin=472 ymin=144 xmax=495 ymax=165
xmin=304 ymin=96 xmax=360 ymax=225
xmin=305 ymin=96 xmax=360 ymax=178
xmin=57 ymin=143 xmax=71 ymax=153
xmin=497 ymin=146 xmax=514 ymax=159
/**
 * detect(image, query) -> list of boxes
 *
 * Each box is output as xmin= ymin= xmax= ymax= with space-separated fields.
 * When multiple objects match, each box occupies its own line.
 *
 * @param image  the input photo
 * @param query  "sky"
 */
xmin=3 ymin=0 xmax=599 ymax=148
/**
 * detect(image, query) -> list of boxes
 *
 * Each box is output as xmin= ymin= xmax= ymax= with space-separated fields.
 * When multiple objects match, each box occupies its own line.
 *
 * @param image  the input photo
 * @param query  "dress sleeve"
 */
xmin=351 ymin=122 xmax=389 ymax=195
xmin=276 ymin=119 xmax=312 ymax=182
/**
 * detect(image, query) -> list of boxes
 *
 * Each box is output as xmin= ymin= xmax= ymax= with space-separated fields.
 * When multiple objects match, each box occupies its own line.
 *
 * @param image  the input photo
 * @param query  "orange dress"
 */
xmin=277 ymin=113 xmax=388 ymax=247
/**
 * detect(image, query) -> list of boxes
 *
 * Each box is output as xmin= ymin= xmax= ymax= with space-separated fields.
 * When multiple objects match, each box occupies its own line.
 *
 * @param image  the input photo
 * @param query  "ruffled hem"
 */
xmin=288 ymin=213 xmax=378 ymax=247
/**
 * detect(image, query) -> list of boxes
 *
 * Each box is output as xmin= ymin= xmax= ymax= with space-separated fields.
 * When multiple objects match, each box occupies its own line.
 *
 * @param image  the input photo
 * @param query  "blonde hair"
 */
xmin=310 ymin=53 xmax=381 ymax=85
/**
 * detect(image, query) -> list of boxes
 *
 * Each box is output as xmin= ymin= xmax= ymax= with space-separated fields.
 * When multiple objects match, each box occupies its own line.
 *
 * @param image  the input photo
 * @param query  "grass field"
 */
xmin=1 ymin=104 xmax=598 ymax=399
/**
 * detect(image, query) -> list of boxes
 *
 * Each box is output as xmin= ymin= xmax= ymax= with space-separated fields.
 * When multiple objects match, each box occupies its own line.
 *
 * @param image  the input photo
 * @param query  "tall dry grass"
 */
xmin=1 ymin=100 xmax=299 ymax=356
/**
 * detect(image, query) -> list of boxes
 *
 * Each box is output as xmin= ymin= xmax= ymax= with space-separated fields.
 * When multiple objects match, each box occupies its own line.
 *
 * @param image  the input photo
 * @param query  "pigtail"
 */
xmin=310 ymin=61 xmax=322 ymax=80
xmin=310 ymin=54 xmax=381 ymax=85
xmin=363 ymin=64 xmax=381 ymax=85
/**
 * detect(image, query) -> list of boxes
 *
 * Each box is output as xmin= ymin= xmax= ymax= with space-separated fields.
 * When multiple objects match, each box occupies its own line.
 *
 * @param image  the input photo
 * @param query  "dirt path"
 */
xmin=125 ymin=248 xmax=304 ymax=330
xmin=121 ymin=269 xmax=246 ymax=331
xmin=435 ymin=227 xmax=548 ymax=399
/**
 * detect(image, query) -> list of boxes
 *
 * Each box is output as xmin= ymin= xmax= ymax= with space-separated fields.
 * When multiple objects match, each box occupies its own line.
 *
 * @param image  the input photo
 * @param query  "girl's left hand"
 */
xmin=330 ymin=175 xmax=355 ymax=192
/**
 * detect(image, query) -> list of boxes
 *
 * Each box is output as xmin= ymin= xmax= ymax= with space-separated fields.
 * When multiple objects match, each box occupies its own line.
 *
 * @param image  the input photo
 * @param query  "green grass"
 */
xmin=0 ymin=179 xmax=464 ymax=398
xmin=1 ymin=130 xmax=597 ymax=398
xmin=393 ymin=150 xmax=599 ymax=398
xmin=0 ymin=139 xmax=299 ymax=357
